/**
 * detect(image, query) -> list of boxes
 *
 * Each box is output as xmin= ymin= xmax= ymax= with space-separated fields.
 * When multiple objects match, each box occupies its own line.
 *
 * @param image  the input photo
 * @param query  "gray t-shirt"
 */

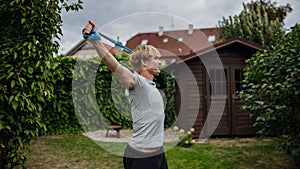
xmin=126 ymin=74 xmax=165 ymax=149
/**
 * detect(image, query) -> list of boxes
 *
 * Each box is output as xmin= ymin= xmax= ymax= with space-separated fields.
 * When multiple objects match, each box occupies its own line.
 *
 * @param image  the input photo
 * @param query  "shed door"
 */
xmin=206 ymin=67 xmax=230 ymax=136
xmin=231 ymin=66 xmax=256 ymax=135
xmin=206 ymin=66 xmax=256 ymax=136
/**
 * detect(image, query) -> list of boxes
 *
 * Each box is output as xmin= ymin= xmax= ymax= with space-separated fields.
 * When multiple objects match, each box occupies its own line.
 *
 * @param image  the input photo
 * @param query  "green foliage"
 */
xmin=96 ymin=54 xmax=133 ymax=128
xmin=218 ymin=0 xmax=292 ymax=49
xmin=240 ymin=24 xmax=300 ymax=163
xmin=70 ymin=56 xmax=107 ymax=132
xmin=0 ymin=0 xmax=82 ymax=168
xmin=154 ymin=70 xmax=176 ymax=126
xmin=70 ymin=55 xmax=133 ymax=131
xmin=41 ymin=55 xmax=128 ymax=134
xmin=42 ymin=56 xmax=83 ymax=135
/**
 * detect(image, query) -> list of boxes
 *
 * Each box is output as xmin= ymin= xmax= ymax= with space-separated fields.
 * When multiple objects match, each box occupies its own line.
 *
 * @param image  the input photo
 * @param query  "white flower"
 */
xmin=184 ymin=140 xmax=189 ymax=144
xmin=187 ymin=131 xmax=192 ymax=135
xmin=173 ymin=126 xmax=179 ymax=131
xmin=191 ymin=139 xmax=196 ymax=143
xmin=190 ymin=128 xmax=195 ymax=133
xmin=179 ymin=129 xmax=185 ymax=134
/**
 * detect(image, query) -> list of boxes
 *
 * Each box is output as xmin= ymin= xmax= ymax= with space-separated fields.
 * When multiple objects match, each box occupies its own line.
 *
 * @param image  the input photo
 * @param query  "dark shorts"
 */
xmin=123 ymin=145 xmax=169 ymax=169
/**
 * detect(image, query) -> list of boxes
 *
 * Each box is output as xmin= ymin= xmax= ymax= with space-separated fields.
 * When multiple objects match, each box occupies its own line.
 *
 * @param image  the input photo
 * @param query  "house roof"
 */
xmin=126 ymin=27 xmax=220 ymax=57
xmin=64 ymin=39 xmax=115 ymax=58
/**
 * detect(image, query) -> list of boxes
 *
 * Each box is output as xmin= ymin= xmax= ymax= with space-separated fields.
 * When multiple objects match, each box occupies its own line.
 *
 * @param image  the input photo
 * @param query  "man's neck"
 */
xmin=139 ymin=71 xmax=154 ymax=81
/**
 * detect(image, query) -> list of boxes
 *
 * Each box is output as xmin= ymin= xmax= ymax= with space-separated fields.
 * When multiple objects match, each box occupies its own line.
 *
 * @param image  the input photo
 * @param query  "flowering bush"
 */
xmin=173 ymin=126 xmax=196 ymax=148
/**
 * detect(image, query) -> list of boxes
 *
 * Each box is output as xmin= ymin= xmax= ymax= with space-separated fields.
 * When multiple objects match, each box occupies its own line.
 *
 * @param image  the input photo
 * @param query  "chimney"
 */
xmin=114 ymin=36 xmax=122 ymax=56
xmin=188 ymin=24 xmax=193 ymax=35
xmin=158 ymin=26 xmax=164 ymax=36
xmin=178 ymin=48 xmax=182 ymax=54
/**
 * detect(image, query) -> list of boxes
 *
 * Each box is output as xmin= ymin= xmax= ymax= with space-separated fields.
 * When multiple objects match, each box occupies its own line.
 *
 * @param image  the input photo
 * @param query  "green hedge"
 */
xmin=42 ymin=56 xmax=81 ymax=135
xmin=43 ymin=54 xmax=176 ymax=135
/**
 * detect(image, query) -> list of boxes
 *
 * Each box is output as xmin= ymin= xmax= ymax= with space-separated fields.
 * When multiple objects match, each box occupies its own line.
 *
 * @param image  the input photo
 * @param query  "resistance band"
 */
xmin=83 ymin=29 xmax=133 ymax=53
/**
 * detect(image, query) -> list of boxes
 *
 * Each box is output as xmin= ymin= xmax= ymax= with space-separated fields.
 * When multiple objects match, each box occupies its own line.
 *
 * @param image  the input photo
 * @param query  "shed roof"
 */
xmin=177 ymin=37 xmax=266 ymax=63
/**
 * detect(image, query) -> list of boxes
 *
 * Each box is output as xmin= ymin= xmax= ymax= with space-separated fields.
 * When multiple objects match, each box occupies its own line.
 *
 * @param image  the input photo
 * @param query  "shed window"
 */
xmin=234 ymin=69 xmax=244 ymax=93
xmin=209 ymin=69 xmax=227 ymax=95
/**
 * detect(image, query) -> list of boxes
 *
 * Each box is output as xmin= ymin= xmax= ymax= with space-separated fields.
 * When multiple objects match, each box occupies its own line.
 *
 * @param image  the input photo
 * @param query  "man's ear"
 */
xmin=141 ymin=59 xmax=147 ymax=67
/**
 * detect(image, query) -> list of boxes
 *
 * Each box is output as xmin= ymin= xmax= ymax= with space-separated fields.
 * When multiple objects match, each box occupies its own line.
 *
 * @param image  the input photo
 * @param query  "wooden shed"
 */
xmin=168 ymin=38 xmax=265 ymax=137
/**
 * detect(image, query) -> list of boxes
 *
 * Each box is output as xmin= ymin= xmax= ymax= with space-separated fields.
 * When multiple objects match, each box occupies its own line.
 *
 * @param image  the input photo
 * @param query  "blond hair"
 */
xmin=129 ymin=45 xmax=160 ymax=73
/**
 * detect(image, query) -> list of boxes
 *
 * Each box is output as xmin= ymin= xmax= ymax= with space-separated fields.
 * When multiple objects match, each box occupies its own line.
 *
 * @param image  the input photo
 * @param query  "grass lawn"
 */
xmin=24 ymin=134 xmax=296 ymax=169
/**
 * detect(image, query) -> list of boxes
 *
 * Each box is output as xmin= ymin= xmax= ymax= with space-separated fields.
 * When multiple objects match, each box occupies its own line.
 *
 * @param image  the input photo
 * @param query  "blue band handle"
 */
xmin=83 ymin=29 xmax=101 ymax=40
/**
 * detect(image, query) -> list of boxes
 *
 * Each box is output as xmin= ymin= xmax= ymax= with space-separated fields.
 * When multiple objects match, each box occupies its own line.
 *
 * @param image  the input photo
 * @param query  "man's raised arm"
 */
xmin=83 ymin=20 xmax=135 ymax=89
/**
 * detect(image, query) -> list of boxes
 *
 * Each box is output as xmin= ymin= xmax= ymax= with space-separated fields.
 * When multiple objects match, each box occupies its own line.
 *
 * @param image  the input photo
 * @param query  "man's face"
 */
xmin=144 ymin=55 xmax=162 ymax=75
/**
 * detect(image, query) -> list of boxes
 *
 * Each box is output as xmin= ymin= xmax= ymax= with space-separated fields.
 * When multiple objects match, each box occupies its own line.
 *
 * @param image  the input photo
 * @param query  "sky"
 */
xmin=58 ymin=0 xmax=300 ymax=54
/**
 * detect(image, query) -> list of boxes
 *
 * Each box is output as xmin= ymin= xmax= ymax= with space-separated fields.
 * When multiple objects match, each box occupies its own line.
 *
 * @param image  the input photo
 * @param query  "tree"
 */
xmin=218 ymin=0 xmax=292 ymax=49
xmin=245 ymin=0 xmax=292 ymax=22
xmin=240 ymin=24 xmax=300 ymax=165
xmin=0 ymin=0 xmax=82 ymax=168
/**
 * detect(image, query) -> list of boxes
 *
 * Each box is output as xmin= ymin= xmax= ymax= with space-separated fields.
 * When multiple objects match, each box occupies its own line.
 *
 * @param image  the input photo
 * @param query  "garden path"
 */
xmin=83 ymin=129 xmax=179 ymax=142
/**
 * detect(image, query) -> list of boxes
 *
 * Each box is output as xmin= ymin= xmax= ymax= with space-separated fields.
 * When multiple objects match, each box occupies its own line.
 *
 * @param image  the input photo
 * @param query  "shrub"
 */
xmin=240 ymin=23 xmax=300 ymax=164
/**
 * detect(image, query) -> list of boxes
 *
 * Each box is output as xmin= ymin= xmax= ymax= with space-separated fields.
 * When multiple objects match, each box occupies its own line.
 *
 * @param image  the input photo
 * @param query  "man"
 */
xmin=83 ymin=20 xmax=169 ymax=169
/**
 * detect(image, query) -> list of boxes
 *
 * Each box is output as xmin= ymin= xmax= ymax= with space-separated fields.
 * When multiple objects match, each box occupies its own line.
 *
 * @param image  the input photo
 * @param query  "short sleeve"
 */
xmin=132 ymin=74 xmax=144 ymax=90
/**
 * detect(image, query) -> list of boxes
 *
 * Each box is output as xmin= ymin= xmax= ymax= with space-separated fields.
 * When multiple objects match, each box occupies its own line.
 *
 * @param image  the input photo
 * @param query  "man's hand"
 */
xmin=83 ymin=20 xmax=99 ymax=35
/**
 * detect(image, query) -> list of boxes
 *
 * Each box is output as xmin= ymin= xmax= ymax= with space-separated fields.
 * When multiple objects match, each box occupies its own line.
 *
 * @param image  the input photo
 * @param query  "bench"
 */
xmin=105 ymin=125 xmax=123 ymax=138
